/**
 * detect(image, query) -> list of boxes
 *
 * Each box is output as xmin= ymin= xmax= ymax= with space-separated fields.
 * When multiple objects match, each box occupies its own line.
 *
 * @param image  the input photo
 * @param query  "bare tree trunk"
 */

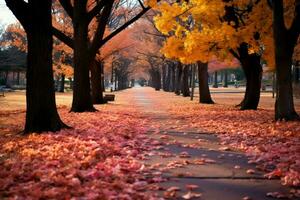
xmin=175 ymin=62 xmax=183 ymax=95
xmin=213 ymin=71 xmax=218 ymax=88
xmin=91 ymin=60 xmax=106 ymax=104
xmin=197 ymin=62 xmax=214 ymax=104
xmin=58 ymin=74 xmax=65 ymax=92
xmin=181 ymin=65 xmax=190 ymax=97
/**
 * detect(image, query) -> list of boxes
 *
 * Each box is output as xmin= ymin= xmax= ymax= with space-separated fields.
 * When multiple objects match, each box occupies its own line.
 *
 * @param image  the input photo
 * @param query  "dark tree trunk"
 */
xmin=239 ymin=54 xmax=262 ymax=110
xmin=197 ymin=62 xmax=214 ymax=104
xmin=165 ymin=64 xmax=171 ymax=92
xmin=170 ymin=64 xmax=176 ymax=92
xmin=71 ymin=4 xmax=95 ymax=112
xmin=162 ymin=64 xmax=167 ymax=91
xmin=58 ymin=74 xmax=65 ymax=92
xmin=154 ymin=69 xmax=161 ymax=91
xmin=272 ymin=0 xmax=299 ymax=120
xmin=90 ymin=60 xmax=106 ymax=104
xmin=5 ymin=0 xmax=68 ymax=133
xmin=181 ymin=65 xmax=190 ymax=97
xmin=69 ymin=77 xmax=73 ymax=90
xmin=101 ymin=63 xmax=105 ymax=92
xmin=213 ymin=71 xmax=218 ymax=88
xmin=16 ymin=71 xmax=20 ymax=85
xmin=175 ymin=62 xmax=183 ymax=95
xmin=223 ymin=70 xmax=228 ymax=87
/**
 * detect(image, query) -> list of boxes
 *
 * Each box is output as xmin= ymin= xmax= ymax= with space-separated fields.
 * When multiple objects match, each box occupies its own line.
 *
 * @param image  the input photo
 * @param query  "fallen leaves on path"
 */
xmin=0 ymin=105 xmax=160 ymax=199
xmin=143 ymin=90 xmax=300 ymax=187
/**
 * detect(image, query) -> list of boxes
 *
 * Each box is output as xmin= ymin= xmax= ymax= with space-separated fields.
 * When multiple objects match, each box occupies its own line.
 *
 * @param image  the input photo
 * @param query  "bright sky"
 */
xmin=0 ymin=0 xmax=17 ymax=26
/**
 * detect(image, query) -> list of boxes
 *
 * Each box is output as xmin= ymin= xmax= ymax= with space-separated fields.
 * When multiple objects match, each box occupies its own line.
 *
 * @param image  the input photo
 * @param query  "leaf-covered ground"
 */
xmin=0 ymin=88 xmax=299 ymax=199
xmin=142 ymin=89 xmax=300 ymax=188
xmin=0 ymin=104 xmax=162 ymax=199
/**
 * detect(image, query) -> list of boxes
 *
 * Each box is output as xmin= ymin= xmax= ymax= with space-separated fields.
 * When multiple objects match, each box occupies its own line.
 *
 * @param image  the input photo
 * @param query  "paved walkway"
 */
xmin=129 ymin=87 xmax=295 ymax=200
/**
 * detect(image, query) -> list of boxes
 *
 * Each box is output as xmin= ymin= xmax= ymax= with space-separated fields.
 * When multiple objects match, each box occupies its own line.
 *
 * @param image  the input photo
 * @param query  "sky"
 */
xmin=0 ymin=0 xmax=17 ymax=26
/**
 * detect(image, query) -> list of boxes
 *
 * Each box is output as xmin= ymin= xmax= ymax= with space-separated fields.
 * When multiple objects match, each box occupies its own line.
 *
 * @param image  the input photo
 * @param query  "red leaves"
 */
xmin=0 ymin=106 xmax=158 ymax=199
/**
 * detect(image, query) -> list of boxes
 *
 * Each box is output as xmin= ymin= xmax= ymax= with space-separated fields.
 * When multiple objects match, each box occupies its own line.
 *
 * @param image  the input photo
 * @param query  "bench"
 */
xmin=104 ymin=94 xmax=115 ymax=101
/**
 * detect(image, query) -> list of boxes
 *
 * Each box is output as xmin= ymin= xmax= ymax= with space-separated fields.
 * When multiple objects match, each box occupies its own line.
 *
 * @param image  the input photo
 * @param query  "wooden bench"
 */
xmin=104 ymin=94 xmax=115 ymax=101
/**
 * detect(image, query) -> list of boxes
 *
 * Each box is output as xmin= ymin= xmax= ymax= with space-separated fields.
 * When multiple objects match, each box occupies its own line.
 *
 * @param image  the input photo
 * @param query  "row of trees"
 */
xmin=148 ymin=0 xmax=300 ymax=120
xmin=4 ymin=0 xmax=153 ymax=133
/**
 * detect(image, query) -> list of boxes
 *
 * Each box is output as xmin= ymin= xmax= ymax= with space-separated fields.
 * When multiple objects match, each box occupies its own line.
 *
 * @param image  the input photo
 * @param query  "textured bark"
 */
xmin=90 ymin=60 xmax=106 ymax=104
xmin=165 ymin=64 xmax=171 ymax=92
xmin=170 ymin=64 xmax=176 ymax=92
xmin=223 ymin=70 xmax=228 ymax=88
xmin=213 ymin=71 xmax=218 ymax=88
xmin=239 ymin=54 xmax=262 ymax=110
xmin=175 ymin=62 xmax=183 ymax=95
xmin=58 ymin=74 xmax=65 ymax=92
xmin=197 ymin=62 xmax=214 ymax=104
xmin=181 ymin=65 xmax=190 ymax=97
xmin=70 ymin=5 xmax=95 ymax=112
xmin=5 ymin=0 xmax=68 ymax=133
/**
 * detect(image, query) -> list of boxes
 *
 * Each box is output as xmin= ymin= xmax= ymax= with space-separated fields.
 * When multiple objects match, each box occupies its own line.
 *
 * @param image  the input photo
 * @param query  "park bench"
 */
xmin=104 ymin=94 xmax=115 ymax=101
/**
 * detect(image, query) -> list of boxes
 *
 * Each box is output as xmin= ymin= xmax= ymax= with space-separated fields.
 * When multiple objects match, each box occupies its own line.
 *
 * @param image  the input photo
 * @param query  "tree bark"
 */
xmin=197 ymin=62 xmax=214 ymax=104
xmin=239 ymin=54 xmax=262 ymax=110
xmin=58 ymin=74 xmax=65 ymax=92
xmin=223 ymin=70 xmax=228 ymax=87
xmin=181 ymin=65 xmax=190 ymax=97
xmin=175 ymin=62 xmax=183 ymax=95
xmin=5 ymin=0 xmax=68 ymax=133
xmin=71 ymin=6 xmax=95 ymax=112
xmin=272 ymin=0 xmax=299 ymax=120
xmin=213 ymin=71 xmax=218 ymax=88
xmin=170 ymin=64 xmax=176 ymax=92
xmin=165 ymin=64 xmax=171 ymax=92
xmin=90 ymin=59 xmax=106 ymax=104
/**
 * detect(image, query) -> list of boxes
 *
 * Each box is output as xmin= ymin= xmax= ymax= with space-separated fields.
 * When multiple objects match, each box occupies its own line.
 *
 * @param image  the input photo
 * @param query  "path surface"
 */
xmin=127 ymin=87 xmax=295 ymax=200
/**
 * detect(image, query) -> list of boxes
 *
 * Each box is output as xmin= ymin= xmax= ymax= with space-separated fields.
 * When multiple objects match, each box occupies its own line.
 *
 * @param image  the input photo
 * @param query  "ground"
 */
xmin=0 ymin=87 xmax=299 ymax=199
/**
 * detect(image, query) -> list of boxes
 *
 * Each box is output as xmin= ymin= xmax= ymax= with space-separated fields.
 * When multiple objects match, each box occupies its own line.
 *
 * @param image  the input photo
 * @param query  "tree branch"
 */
xmin=87 ymin=0 xmax=110 ymax=23
xmin=58 ymin=0 xmax=73 ymax=19
xmin=52 ymin=27 xmax=74 ymax=49
xmin=229 ymin=48 xmax=240 ymax=60
xmin=288 ymin=0 xmax=300 ymax=45
xmin=89 ymin=1 xmax=114 ymax=58
xmin=5 ymin=0 xmax=29 ymax=30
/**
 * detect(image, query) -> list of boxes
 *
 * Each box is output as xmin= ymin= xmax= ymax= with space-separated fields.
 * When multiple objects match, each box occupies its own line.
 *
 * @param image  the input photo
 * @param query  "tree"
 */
xmin=5 ymin=0 xmax=68 ymax=133
xmin=53 ymin=0 xmax=153 ymax=112
xmin=271 ymin=0 xmax=300 ymax=120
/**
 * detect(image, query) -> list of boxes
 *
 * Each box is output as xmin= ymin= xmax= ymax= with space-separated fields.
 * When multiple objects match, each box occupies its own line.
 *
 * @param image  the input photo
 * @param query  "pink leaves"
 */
xmin=0 ymin=106 xmax=158 ymax=199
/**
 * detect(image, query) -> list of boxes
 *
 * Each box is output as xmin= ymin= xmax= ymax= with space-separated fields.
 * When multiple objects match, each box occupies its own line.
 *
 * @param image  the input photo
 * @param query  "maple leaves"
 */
xmin=0 ymin=106 xmax=158 ymax=199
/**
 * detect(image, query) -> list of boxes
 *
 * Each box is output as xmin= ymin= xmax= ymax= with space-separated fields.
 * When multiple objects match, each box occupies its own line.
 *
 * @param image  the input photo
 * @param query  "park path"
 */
xmin=122 ymin=87 xmax=294 ymax=200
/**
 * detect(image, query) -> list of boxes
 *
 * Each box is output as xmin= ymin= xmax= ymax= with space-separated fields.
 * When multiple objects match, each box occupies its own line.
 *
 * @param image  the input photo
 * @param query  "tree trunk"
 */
xmin=162 ymin=64 xmax=167 ymax=91
xmin=154 ymin=69 xmax=161 ymax=91
xmin=272 ymin=0 xmax=299 ymax=120
xmin=170 ymin=64 xmax=176 ymax=92
xmin=197 ymin=62 xmax=214 ymax=104
xmin=213 ymin=71 xmax=218 ymax=88
xmin=20 ymin=0 xmax=68 ymax=133
xmin=16 ymin=71 xmax=20 ymax=85
xmin=165 ymin=64 xmax=171 ymax=92
xmin=71 ymin=8 xmax=95 ymax=112
xmin=58 ymin=74 xmax=65 ymax=92
xmin=90 ymin=60 xmax=106 ymax=104
xmin=239 ymin=54 xmax=262 ymax=110
xmin=101 ymin=63 xmax=105 ymax=92
xmin=175 ymin=62 xmax=183 ymax=95
xmin=223 ymin=70 xmax=228 ymax=87
xmin=181 ymin=65 xmax=190 ymax=97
